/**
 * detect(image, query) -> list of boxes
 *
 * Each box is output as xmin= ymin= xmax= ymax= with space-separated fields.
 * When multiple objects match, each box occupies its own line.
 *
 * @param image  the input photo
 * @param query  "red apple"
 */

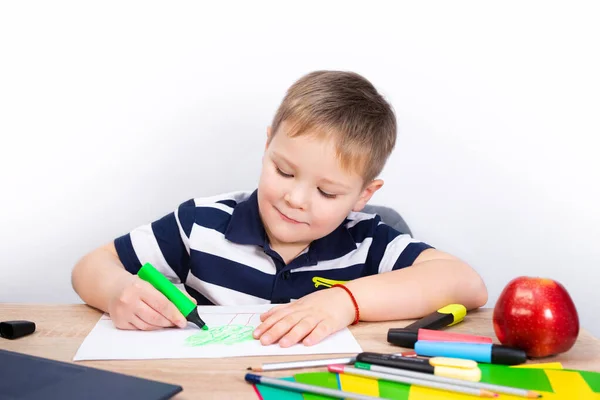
xmin=493 ymin=276 xmax=579 ymax=358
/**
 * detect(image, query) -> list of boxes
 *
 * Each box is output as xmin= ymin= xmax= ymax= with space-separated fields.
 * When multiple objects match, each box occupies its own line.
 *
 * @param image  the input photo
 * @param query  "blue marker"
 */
xmin=415 ymin=341 xmax=526 ymax=365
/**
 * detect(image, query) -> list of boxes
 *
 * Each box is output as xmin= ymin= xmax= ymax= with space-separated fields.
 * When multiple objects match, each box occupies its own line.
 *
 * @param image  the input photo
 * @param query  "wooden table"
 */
xmin=1 ymin=304 xmax=599 ymax=399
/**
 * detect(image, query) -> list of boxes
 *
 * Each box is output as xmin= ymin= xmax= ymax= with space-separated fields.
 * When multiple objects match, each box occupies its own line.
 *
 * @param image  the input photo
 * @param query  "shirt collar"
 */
xmin=307 ymin=221 xmax=357 ymax=264
xmin=224 ymin=190 xmax=266 ymax=247
xmin=224 ymin=190 xmax=357 ymax=263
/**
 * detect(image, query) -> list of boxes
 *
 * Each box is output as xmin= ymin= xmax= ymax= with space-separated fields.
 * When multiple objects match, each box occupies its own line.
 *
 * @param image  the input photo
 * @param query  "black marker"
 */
xmin=355 ymin=352 xmax=481 ymax=381
xmin=357 ymin=352 xmax=435 ymax=373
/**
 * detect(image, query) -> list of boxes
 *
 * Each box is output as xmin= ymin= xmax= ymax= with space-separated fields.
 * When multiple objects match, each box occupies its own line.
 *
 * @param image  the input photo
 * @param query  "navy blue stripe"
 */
xmin=177 ymin=199 xmax=196 ymax=238
xmin=310 ymin=230 xmax=356 ymax=262
xmin=193 ymin=207 xmax=231 ymax=235
xmin=346 ymin=217 xmax=378 ymax=243
xmin=217 ymin=199 xmax=237 ymax=208
xmin=151 ymin=213 xmax=190 ymax=283
xmin=294 ymin=264 xmax=367 ymax=283
xmin=393 ymin=242 xmax=435 ymax=270
xmin=114 ymin=234 xmax=142 ymax=274
xmin=365 ymin=223 xmax=401 ymax=275
xmin=190 ymin=250 xmax=274 ymax=300
xmin=184 ymin=284 xmax=215 ymax=306
xmin=272 ymin=264 xmax=368 ymax=300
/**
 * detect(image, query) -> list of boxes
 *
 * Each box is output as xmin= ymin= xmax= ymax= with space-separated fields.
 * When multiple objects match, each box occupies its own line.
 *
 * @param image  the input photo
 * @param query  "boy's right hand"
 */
xmin=107 ymin=275 xmax=196 ymax=330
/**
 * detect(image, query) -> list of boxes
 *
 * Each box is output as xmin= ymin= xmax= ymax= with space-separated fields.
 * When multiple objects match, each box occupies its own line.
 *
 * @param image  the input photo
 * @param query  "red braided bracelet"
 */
xmin=331 ymin=284 xmax=360 ymax=325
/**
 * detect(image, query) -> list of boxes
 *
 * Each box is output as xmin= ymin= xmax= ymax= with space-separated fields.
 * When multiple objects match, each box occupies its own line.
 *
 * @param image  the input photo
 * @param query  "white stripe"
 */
xmin=200 ymin=202 xmax=234 ymax=214
xmin=292 ymin=238 xmax=373 ymax=273
xmin=345 ymin=211 xmax=377 ymax=229
xmin=378 ymin=234 xmax=420 ymax=273
xmin=130 ymin=224 xmax=181 ymax=283
xmin=185 ymin=273 xmax=270 ymax=305
xmin=189 ymin=225 xmax=277 ymax=275
xmin=195 ymin=304 xmax=274 ymax=314
xmin=173 ymin=208 xmax=191 ymax=255
xmin=193 ymin=191 xmax=252 ymax=207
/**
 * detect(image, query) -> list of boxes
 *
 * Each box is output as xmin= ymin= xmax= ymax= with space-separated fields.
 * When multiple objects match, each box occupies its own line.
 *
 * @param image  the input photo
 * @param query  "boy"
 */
xmin=72 ymin=71 xmax=488 ymax=347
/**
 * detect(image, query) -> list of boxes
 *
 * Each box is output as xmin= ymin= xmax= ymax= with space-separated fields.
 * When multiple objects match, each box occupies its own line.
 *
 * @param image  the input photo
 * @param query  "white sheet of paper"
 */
xmin=73 ymin=305 xmax=363 ymax=361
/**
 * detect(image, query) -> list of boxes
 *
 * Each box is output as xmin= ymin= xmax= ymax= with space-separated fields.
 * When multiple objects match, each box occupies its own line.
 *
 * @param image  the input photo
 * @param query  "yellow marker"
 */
xmin=429 ymin=357 xmax=478 ymax=369
xmin=403 ymin=304 xmax=467 ymax=330
xmin=429 ymin=357 xmax=481 ymax=381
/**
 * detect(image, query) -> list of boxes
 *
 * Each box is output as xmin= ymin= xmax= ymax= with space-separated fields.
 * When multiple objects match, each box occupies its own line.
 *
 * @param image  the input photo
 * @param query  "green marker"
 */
xmin=137 ymin=262 xmax=208 ymax=330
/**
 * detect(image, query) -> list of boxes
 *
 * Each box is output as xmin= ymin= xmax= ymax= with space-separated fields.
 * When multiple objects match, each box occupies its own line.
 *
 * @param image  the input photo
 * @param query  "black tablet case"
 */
xmin=0 ymin=349 xmax=183 ymax=400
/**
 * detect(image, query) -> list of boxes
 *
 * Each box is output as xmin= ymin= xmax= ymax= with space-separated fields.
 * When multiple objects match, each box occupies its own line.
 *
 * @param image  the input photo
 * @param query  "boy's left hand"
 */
xmin=253 ymin=287 xmax=356 ymax=347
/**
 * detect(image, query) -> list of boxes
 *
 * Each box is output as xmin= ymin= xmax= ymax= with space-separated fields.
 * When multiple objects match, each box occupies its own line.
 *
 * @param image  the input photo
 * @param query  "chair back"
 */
xmin=361 ymin=205 xmax=412 ymax=236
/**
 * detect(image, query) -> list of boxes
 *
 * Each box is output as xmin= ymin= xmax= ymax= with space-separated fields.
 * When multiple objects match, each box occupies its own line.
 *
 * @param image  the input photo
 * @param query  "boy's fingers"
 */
xmin=258 ymin=311 xmax=306 ymax=346
xmin=130 ymin=315 xmax=162 ymax=331
xmin=113 ymin=320 xmax=138 ymax=330
xmin=279 ymin=316 xmax=320 ymax=348
xmin=254 ymin=305 xmax=295 ymax=338
xmin=135 ymin=302 xmax=174 ymax=328
xmin=138 ymin=282 xmax=187 ymax=328
xmin=302 ymin=320 xmax=334 ymax=346
xmin=260 ymin=304 xmax=286 ymax=321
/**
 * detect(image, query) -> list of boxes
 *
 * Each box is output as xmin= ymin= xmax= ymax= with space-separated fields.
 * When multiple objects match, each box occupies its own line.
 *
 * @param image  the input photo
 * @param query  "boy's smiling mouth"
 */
xmin=274 ymin=207 xmax=305 ymax=225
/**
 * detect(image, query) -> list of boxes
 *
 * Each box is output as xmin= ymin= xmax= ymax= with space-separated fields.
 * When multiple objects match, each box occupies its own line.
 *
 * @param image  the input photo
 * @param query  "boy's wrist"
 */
xmin=331 ymin=284 xmax=360 ymax=325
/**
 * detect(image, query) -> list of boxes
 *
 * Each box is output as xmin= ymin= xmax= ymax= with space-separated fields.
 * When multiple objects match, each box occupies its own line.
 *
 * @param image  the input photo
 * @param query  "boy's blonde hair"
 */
xmin=270 ymin=70 xmax=397 ymax=183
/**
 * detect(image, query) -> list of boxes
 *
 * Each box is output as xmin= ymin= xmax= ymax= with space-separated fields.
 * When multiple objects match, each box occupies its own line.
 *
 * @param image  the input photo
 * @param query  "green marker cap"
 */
xmin=354 ymin=362 xmax=372 ymax=370
xmin=137 ymin=263 xmax=208 ymax=330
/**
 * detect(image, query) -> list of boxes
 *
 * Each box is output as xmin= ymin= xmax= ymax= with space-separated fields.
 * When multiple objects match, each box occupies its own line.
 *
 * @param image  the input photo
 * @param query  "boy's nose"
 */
xmin=284 ymin=189 xmax=307 ymax=210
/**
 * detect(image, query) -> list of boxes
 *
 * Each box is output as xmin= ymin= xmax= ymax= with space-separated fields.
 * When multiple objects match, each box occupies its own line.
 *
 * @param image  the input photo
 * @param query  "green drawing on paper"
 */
xmin=185 ymin=324 xmax=255 ymax=346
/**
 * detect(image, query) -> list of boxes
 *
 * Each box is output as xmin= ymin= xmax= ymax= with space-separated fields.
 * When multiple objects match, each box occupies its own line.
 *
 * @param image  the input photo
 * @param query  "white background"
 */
xmin=1 ymin=2 xmax=598 ymax=337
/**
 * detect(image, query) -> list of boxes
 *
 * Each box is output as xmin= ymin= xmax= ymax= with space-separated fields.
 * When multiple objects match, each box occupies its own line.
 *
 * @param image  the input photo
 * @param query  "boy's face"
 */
xmin=257 ymin=122 xmax=382 ymax=250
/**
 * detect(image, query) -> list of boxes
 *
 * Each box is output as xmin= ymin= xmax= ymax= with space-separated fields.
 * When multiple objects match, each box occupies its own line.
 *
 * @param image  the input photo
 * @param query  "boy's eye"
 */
xmin=318 ymin=188 xmax=337 ymax=199
xmin=276 ymin=167 xmax=293 ymax=178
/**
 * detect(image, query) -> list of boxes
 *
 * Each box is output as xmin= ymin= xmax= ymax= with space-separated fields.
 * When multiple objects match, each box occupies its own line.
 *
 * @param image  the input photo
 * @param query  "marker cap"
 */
xmin=438 ymin=304 xmax=467 ymax=327
xmin=387 ymin=329 xmax=418 ymax=347
xmin=0 ymin=320 xmax=36 ymax=340
xmin=491 ymin=344 xmax=527 ymax=365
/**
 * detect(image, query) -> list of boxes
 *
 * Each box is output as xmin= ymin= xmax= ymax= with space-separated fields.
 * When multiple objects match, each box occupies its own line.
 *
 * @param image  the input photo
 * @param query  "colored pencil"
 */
xmin=329 ymin=365 xmax=498 ymax=398
xmin=246 ymin=351 xmax=416 ymax=371
xmin=247 ymin=356 xmax=356 ymax=371
xmin=356 ymin=362 xmax=542 ymax=398
xmin=245 ymin=373 xmax=381 ymax=400
xmin=246 ymin=350 xmax=417 ymax=372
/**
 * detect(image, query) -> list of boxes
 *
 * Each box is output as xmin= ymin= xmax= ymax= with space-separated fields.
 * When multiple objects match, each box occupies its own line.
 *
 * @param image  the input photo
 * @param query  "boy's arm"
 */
xmin=345 ymin=248 xmax=488 ymax=321
xmin=71 ymin=242 xmax=135 ymax=313
xmin=72 ymin=241 xmax=193 ymax=330
xmin=254 ymin=248 xmax=487 ymax=347
xmin=72 ymin=199 xmax=200 ymax=330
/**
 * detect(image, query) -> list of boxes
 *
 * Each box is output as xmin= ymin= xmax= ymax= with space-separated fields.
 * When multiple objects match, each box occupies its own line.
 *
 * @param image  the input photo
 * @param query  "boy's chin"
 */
xmin=268 ymin=226 xmax=311 ymax=245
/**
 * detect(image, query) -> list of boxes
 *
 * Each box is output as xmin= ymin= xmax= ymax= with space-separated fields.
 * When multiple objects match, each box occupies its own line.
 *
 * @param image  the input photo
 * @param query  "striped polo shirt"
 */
xmin=114 ymin=190 xmax=433 ymax=305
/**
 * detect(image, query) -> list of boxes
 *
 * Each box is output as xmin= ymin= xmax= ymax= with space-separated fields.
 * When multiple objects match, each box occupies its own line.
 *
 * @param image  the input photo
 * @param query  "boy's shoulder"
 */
xmin=343 ymin=208 xmax=414 ymax=243
xmin=182 ymin=190 xmax=254 ymax=209
xmin=174 ymin=190 xmax=255 ymax=237
xmin=341 ymin=209 xmax=385 ymax=242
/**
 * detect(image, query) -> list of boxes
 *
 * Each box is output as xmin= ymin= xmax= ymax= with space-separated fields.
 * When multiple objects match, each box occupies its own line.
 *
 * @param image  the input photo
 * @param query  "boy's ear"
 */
xmin=352 ymin=179 xmax=384 ymax=212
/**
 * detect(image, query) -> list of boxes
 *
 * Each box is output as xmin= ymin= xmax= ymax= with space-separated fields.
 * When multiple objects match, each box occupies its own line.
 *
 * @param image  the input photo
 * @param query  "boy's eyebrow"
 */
xmin=319 ymin=177 xmax=351 ymax=190
xmin=273 ymin=151 xmax=352 ymax=190
xmin=272 ymin=151 xmax=298 ymax=169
